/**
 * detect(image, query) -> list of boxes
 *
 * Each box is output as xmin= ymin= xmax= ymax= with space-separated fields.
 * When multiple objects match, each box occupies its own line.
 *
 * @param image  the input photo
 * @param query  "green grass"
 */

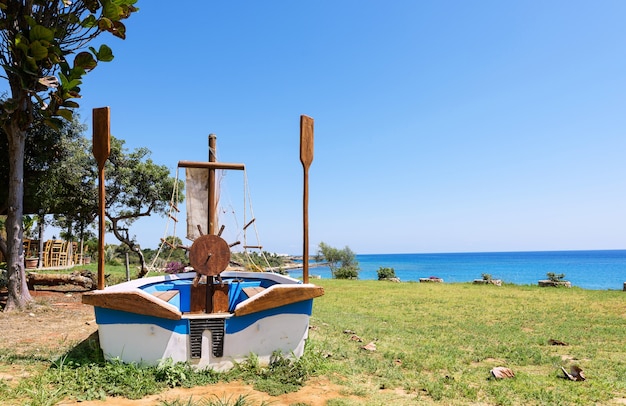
xmin=307 ymin=280 xmax=626 ymax=405
xmin=2 ymin=279 xmax=626 ymax=405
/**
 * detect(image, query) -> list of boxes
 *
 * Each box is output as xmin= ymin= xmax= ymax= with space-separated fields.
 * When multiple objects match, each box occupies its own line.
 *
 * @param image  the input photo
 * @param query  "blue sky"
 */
xmin=44 ymin=1 xmax=626 ymax=254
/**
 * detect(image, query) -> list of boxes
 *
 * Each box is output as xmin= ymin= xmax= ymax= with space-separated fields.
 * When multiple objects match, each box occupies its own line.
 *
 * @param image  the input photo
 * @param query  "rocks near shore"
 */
xmin=538 ymin=280 xmax=572 ymax=288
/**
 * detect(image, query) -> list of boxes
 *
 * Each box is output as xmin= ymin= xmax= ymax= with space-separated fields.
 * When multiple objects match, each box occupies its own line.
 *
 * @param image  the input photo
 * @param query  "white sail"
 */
xmin=185 ymin=167 xmax=209 ymax=240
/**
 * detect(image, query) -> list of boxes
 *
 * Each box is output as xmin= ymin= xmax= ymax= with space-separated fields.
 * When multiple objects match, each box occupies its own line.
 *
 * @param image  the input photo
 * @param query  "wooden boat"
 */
xmin=82 ymin=270 xmax=323 ymax=370
xmin=83 ymin=113 xmax=323 ymax=370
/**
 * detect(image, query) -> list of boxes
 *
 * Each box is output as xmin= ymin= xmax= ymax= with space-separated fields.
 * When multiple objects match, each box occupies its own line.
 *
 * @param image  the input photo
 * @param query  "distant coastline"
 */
xmin=284 ymin=250 xmax=626 ymax=290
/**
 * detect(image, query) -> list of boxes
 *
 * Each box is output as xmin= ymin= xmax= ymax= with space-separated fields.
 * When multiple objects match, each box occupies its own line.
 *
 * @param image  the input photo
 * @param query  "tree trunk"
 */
xmin=4 ymin=122 xmax=33 ymax=311
xmin=0 ymin=238 xmax=6 ymax=262
xmin=110 ymin=217 xmax=148 ymax=277
xmin=27 ymin=271 xmax=95 ymax=290
xmin=37 ymin=218 xmax=44 ymax=268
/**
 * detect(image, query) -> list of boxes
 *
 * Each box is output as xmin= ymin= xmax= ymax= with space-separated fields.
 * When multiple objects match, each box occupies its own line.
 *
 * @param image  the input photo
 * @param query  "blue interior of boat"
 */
xmin=141 ymin=277 xmax=276 ymax=313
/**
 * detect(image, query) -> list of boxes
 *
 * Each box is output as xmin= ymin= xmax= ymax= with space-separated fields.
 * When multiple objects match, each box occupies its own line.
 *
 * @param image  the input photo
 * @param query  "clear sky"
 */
xmin=42 ymin=1 xmax=626 ymax=254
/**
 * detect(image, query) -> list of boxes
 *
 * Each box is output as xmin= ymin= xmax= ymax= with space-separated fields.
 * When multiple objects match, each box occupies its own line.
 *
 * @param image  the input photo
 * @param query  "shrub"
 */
xmin=377 ymin=267 xmax=396 ymax=280
xmin=481 ymin=273 xmax=492 ymax=281
xmin=547 ymin=272 xmax=565 ymax=282
xmin=317 ymin=242 xmax=360 ymax=279
xmin=334 ymin=267 xmax=359 ymax=279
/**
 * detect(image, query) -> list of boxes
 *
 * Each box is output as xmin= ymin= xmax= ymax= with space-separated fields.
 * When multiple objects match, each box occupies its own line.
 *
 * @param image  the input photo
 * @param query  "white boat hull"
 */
xmin=84 ymin=271 xmax=322 ymax=370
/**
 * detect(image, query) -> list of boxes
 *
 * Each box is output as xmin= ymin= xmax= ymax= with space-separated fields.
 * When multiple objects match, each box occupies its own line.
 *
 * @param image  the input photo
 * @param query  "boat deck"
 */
xmin=82 ymin=272 xmax=324 ymax=319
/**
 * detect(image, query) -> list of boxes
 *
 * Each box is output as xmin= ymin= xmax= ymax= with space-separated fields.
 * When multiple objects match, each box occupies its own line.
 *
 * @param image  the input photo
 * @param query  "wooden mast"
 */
xmin=178 ymin=144 xmax=246 ymax=313
xmin=208 ymin=134 xmax=217 ymax=235
xmin=92 ymin=107 xmax=110 ymax=290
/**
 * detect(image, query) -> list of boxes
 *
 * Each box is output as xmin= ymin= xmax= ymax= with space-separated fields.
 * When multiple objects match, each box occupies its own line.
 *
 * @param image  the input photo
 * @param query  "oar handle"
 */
xmin=93 ymin=107 xmax=110 ymax=290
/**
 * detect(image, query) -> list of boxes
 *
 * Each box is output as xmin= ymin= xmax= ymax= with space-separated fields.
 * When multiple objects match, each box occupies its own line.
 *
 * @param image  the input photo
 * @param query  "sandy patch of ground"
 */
xmin=58 ymin=377 xmax=351 ymax=406
xmin=0 ymin=290 xmax=98 ymax=357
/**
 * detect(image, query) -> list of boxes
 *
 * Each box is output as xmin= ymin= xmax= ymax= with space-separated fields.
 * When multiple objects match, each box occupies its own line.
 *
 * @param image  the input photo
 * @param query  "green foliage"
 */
xmin=547 ymin=272 xmax=566 ymax=282
xmin=333 ymin=267 xmax=359 ymax=279
xmin=377 ymin=267 xmax=396 ymax=280
xmin=104 ymin=244 xmax=121 ymax=266
xmin=231 ymin=350 xmax=325 ymax=396
xmin=481 ymin=273 xmax=492 ymax=281
xmin=0 ymin=1 xmax=139 ymax=125
xmin=48 ymin=127 xmax=98 ymax=239
xmin=230 ymin=251 xmax=285 ymax=272
xmin=0 ymin=113 xmax=92 ymax=216
xmin=317 ymin=242 xmax=359 ymax=279
xmin=160 ymin=236 xmax=189 ymax=263
xmin=47 ymin=358 xmax=165 ymax=401
xmin=3 ymin=347 xmax=322 ymax=403
xmin=155 ymin=359 xmax=190 ymax=388
xmin=104 ymin=137 xmax=184 ymax=255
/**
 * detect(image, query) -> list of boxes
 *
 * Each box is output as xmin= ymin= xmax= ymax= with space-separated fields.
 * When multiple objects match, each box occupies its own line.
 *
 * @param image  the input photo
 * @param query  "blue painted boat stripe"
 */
xmin=95 ymin=307 xmax=189 ymax=334
xmin=226 ymin=300 xmax=313 ymax=334
xmin=94 ymin=299 xmax=313 ymax=336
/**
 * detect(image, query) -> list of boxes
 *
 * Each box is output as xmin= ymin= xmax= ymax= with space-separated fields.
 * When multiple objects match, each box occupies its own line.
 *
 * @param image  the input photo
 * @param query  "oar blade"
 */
xmin=300 ymin=115 xmax=314 ymax=168
xmin=92 ymin=107 xmax=111 ymax=168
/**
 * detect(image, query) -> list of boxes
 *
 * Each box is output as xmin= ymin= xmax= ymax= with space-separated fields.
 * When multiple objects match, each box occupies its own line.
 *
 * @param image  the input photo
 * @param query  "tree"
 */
xmin=1 ymin=114 xmax=97 ymax=269
xmin=377 ymin=267 xmax=396 ymax=280
xmin=48 ymin=128 xmax=97 ymax=262
xmin=105 ymin=136 xmax=184 ymax=277
xmin=0 ymin=109 xmax=89 ymax=215
xmin=0 ymin=1 xmax=138 ymax=310
xmin=317 ymin=242 xmax=360 ymax=279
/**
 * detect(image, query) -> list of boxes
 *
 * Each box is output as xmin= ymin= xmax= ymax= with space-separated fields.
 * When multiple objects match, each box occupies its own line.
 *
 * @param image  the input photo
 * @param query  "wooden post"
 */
xmin=125 ymin=253 xmax=130 ymax=281
xmin=92 ymin=107 xmax=110 ymax=290
xmin=208 ymin=134 xmax=217 ymax=236
xmin=300 ymin=115 xmax=314 ymax=284
xmin=207 ymin=134 xmax=217 ymax=312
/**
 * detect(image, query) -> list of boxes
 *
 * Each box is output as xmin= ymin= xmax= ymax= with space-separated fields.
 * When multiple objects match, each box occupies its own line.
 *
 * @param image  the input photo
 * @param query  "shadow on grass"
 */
xmin=51 ymin=331 xmax=105 ymax=367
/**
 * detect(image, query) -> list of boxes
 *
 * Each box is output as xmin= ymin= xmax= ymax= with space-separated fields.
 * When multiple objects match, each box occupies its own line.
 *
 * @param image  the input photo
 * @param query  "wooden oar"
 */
xmin=300 ymin=115 xmax=314 ymax=284
xmin=92 ymin=107 xmax=111 ymax=290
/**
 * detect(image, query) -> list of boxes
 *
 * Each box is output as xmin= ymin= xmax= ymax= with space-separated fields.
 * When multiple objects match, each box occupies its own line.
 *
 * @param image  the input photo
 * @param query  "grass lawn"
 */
xmin=1 ymin=274 xmax=625 ymax=405
xmin=308 ymin=279 xmax=626 ymax=405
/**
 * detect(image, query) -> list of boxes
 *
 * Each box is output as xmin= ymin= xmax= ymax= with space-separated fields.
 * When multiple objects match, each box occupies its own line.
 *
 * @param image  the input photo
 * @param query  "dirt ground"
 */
xmin=0 ymin=289 xmax=351 ymax=406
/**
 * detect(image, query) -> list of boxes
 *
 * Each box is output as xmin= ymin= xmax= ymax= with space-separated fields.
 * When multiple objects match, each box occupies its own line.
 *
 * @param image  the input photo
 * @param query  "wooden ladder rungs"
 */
xmin=152 ymin=290 xmax=179 ymax=302
xmin=242 ymin=287 xmax=266 ymax=298
xmin=243 ymin=218 xmax=256 ymax=230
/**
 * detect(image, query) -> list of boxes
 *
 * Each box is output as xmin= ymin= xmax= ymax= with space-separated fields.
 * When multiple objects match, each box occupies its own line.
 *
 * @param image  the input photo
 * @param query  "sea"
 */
xmin=287 ymin=250 xmax=626 ymax=291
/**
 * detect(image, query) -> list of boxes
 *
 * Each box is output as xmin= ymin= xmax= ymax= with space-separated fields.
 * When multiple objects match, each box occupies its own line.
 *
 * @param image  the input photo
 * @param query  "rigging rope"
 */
xmin=148 ymin=167 xmax=181 ymax=270
xmin=150 ymin=147 xmax=272 ymax=273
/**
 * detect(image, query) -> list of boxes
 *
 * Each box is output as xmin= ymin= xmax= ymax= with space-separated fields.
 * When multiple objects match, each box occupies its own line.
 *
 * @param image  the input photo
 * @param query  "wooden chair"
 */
xmin=42 ymin=240 xmax=53 ymax=267
xmin=72 ymin=242 xmax=80 ymax=265
xmin=27 ymin=240 xmax=40 ymax=258
xmin=49 ymin=240 xmax=65 ymax=267
xmin=59 ymin=241 xmax=71 ymax=266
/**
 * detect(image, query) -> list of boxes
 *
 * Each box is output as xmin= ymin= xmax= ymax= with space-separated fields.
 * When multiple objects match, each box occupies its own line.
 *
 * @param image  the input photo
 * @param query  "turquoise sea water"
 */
xmin=288 ymin=250 xmax=626 ymax=290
